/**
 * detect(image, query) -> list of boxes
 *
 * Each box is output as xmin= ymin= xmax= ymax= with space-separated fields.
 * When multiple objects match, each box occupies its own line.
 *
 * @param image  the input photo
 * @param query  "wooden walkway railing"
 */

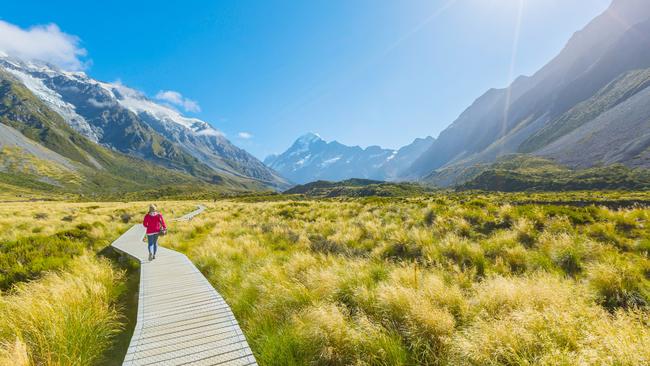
xmin=111 ymin=206 xmax=257 ymax=366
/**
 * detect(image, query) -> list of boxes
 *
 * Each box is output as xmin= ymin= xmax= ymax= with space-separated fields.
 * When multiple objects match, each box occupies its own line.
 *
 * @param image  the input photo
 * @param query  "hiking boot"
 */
xmin=148 ymin=253 xmax=153 ymax=261
xmin=153 ymin=254 xmax=156 ymax=260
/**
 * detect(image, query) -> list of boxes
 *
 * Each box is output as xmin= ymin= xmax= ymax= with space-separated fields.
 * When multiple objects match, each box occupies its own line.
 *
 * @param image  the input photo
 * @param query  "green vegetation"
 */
xmin=0 ymin=70 xmax=266 ymax=200
xmin=455 ymin=155 xmax=650 ymax=191
xmin=284 ymin=178 xmax=433 ymax=197
xmin=158 ymin=192 xmax=650 ymax=365
xmin=1 ymin=224 xmax=99 ymax=289
xmin=0 ymin=201 xmax=199 ymax=365
xmin=2 ymin=194 xmax=649 ymax=365
xmin=0 ymin=255 xmax=124 ymax=366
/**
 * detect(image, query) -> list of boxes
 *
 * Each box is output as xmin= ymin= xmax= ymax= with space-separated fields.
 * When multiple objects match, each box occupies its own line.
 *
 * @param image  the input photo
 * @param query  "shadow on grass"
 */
xmin=98 ymin=247 xmax=141 ymax=366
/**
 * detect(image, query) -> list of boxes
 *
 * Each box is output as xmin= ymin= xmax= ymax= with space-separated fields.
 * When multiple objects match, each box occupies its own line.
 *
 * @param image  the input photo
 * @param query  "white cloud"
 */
xmin=0 ymin=21 xmax=87 ymax=71
xmin=155 ymin=90 xmax=201 ymax=113
xmin=87 ymin=98 xmax=116 ymax=108
xmin=238 ymin=132 xmax=253 ymax=139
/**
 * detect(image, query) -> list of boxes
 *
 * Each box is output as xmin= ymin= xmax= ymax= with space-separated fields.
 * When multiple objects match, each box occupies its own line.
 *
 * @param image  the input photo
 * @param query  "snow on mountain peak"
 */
xmin=1 ymin=59 xmax=99 ymax=142
xmin=296 ymin=132 xmax=323 ymax=145
xmin=96 ymin=81 xmax=223 ymax=137
xmin=0 ymin=55 xmax=223 ymax=139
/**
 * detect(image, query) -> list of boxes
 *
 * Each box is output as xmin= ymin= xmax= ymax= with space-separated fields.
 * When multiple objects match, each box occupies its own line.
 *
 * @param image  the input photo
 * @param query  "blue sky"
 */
xmin=2 ymin=0 xmax=610 ymax=159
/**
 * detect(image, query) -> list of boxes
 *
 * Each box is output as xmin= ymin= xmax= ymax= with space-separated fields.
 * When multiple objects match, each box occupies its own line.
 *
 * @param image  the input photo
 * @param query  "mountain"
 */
xmin=406 ymin=0 xmax=650 ymax=184
xmin=265 ymin=133 xmax=434 ymax=184
xmin=0 ymin=69 xmax=263 ymax=198
xmin=0 ymin=56 xmax=289 ymax=190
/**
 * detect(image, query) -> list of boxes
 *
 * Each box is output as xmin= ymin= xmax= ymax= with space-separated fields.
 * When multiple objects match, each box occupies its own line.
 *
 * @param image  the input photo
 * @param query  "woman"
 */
xmin=143 ymin=204 xmax=167 ymax=261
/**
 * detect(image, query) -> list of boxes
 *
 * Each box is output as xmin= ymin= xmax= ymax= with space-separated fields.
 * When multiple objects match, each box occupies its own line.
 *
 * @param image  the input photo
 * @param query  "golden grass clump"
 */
xmin=2 ymin=193 xmax=649 ymax=365
xmin=0 ymin=255 xmax=123 ymax=365
xmin=453 ymin=274 xmax=649 ymax=365
xmin=292 ymin=303 xmax=408 ymax=366
xmin=171 ymin=194 xmax=650 ymax=365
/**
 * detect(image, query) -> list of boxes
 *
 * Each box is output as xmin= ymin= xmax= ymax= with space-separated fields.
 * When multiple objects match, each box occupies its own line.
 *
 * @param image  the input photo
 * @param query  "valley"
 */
xmin=1 ymin=0 xmax=650 ymax=365
xmin=1 ymin=193 xmax=649 ymax=365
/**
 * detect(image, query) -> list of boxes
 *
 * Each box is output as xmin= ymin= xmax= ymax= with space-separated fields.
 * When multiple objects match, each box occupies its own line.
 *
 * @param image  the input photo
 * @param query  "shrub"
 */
xmin=310 ymin=236 xmax=348 ymax=256
xmin=61 ymin=215 xmax=75 ymax=222
xmin=587 ymin=261 xmax=650 ymax=311
xmin=455 ymin=274 xmax=650 ymax=365
xmin=452 ymin=306 xmax=592 ymax=365
xmin=513 ymin=219 xmax=537 ymax=248
xmin=614 ymin=215 xmax=637 ymax=233
xmin=636 ymin=239 xmax=650 ymax=256
xmin=424 ymin=209 xmax=436 ymax=227
xmin=439 ymin=235 xmax=486 ymax=277
xmin=551 ymin=238 xmax=587 ymax=277
xmin=503 ymin=245 xmax=528 ymax=274
xmin=588 ymin=222 xmax=632 ymax=250
xmin=33 ymin=213 xmax=47 ymax=220
xmin=120 ymin=213 xmax=132 ymax=223
xmin=0 ymin=233 xmax=86 ymax=290
xmin=554 ymin=247 xmax=583 ymax=276
xmin=381 ymin=242 xmax=424 ymax=262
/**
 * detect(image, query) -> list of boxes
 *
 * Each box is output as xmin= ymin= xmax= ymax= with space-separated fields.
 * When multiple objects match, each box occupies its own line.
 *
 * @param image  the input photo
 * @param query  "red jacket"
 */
xmin=143 ymin=212 xmax=167 ymax=235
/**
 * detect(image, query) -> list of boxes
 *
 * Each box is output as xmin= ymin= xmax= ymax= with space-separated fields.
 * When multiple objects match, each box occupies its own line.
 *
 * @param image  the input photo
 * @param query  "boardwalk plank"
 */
xmin=112 ymin=206 xmax=257 ymax=366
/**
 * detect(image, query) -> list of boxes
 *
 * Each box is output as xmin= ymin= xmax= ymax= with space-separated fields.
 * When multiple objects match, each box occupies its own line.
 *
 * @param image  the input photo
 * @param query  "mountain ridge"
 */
xmin=266 ymin=133 xmax=434 ymax=184
xmin=404 ymin=0 xmax=650 ymax=185
xmin=0 ymin=56 xmax=289 ymax=190
xmin=0 ymin=69 xmax=264 ymax=197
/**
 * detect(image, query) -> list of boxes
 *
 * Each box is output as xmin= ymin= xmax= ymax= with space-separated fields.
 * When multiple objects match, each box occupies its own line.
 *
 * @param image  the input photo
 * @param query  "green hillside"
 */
xmin=456 ymin=155 xmax=650 ymax=192
xmin=0 ymin=71 xmax=264 ymax=199
xmin=284 ymin=178 xmax=432 ymax=197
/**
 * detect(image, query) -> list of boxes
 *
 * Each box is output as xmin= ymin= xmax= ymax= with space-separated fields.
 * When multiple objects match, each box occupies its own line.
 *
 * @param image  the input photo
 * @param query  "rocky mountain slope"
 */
xmin=409 ymin=0 xmax=650 ymax=185
xmin=0 ymin=56 xmax=289 ymax=189
xmin=265 ymin=133 xmax=433 ymax=184
xmin=0 ymin=69 xmax=265 ymax=197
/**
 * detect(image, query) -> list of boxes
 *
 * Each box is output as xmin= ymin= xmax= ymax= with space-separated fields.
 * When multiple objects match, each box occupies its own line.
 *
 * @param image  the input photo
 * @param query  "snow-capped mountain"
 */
xmin=0 ymin=56 xmax=288 ymax=188
xmin=265 ymin=133 xmax=434 ymax=183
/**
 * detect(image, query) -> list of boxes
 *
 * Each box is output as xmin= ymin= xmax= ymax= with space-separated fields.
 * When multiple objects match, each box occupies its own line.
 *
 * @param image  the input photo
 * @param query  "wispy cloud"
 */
xmin=87 ymin=97 xmax=116 ymax=108
xmin=238 ymin=132 xmax=253 ymax=139
xmin=0 ymin=21 xmax=87 ymax=71
xmin=155 ymin=90 xmax=201 ymax=113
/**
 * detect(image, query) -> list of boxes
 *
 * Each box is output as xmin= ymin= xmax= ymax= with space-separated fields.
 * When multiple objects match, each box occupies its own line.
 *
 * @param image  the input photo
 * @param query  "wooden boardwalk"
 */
xmin=111 ymin=206 xmax=257 ymax=366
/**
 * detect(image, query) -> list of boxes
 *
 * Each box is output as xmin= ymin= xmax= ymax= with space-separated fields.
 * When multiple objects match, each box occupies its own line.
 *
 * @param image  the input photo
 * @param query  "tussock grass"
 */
xmin=0 ymin=255 xmax=123 ymax=366
xmin=0 ymin=200 xmax=199 ymax=364
xmin=158 ymin=192 xmax=650 ymax=365
xmin=2 ymin=194 xmax=649 ymax=365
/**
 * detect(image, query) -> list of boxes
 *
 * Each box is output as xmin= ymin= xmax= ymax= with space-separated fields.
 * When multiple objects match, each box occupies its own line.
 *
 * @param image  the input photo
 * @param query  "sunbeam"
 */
xmin=382 ymin=0 xmax=459 ymax=56
xmin=499 ymin=0 xmax=525 ymax=156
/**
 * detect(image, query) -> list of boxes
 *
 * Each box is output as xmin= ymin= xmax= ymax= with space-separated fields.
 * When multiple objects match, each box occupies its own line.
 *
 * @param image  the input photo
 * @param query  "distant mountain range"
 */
xmin=273 ymin=0 xmax=650 ymax=187
xmin=0 ymin=56 xmax=289 ymax=194
xmin=264 ymin=133 xmax=433 ymax=184
xmin=2 ymin=0 xmax=649 ymax=194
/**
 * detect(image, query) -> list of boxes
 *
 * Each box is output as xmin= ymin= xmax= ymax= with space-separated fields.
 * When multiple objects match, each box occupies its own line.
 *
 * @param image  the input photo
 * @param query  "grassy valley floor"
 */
xmin=0 ymin=192 xmax=649 ymax=365
xmin=0 ymin=201 xmax=198 ymax=365
xmin=165 ymin=192 xmax=649 ymax=365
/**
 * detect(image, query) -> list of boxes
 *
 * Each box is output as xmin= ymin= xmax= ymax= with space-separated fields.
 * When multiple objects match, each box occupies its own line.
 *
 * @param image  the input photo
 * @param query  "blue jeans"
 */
xmin=147 ymin=234 xmax=159 ymax=254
